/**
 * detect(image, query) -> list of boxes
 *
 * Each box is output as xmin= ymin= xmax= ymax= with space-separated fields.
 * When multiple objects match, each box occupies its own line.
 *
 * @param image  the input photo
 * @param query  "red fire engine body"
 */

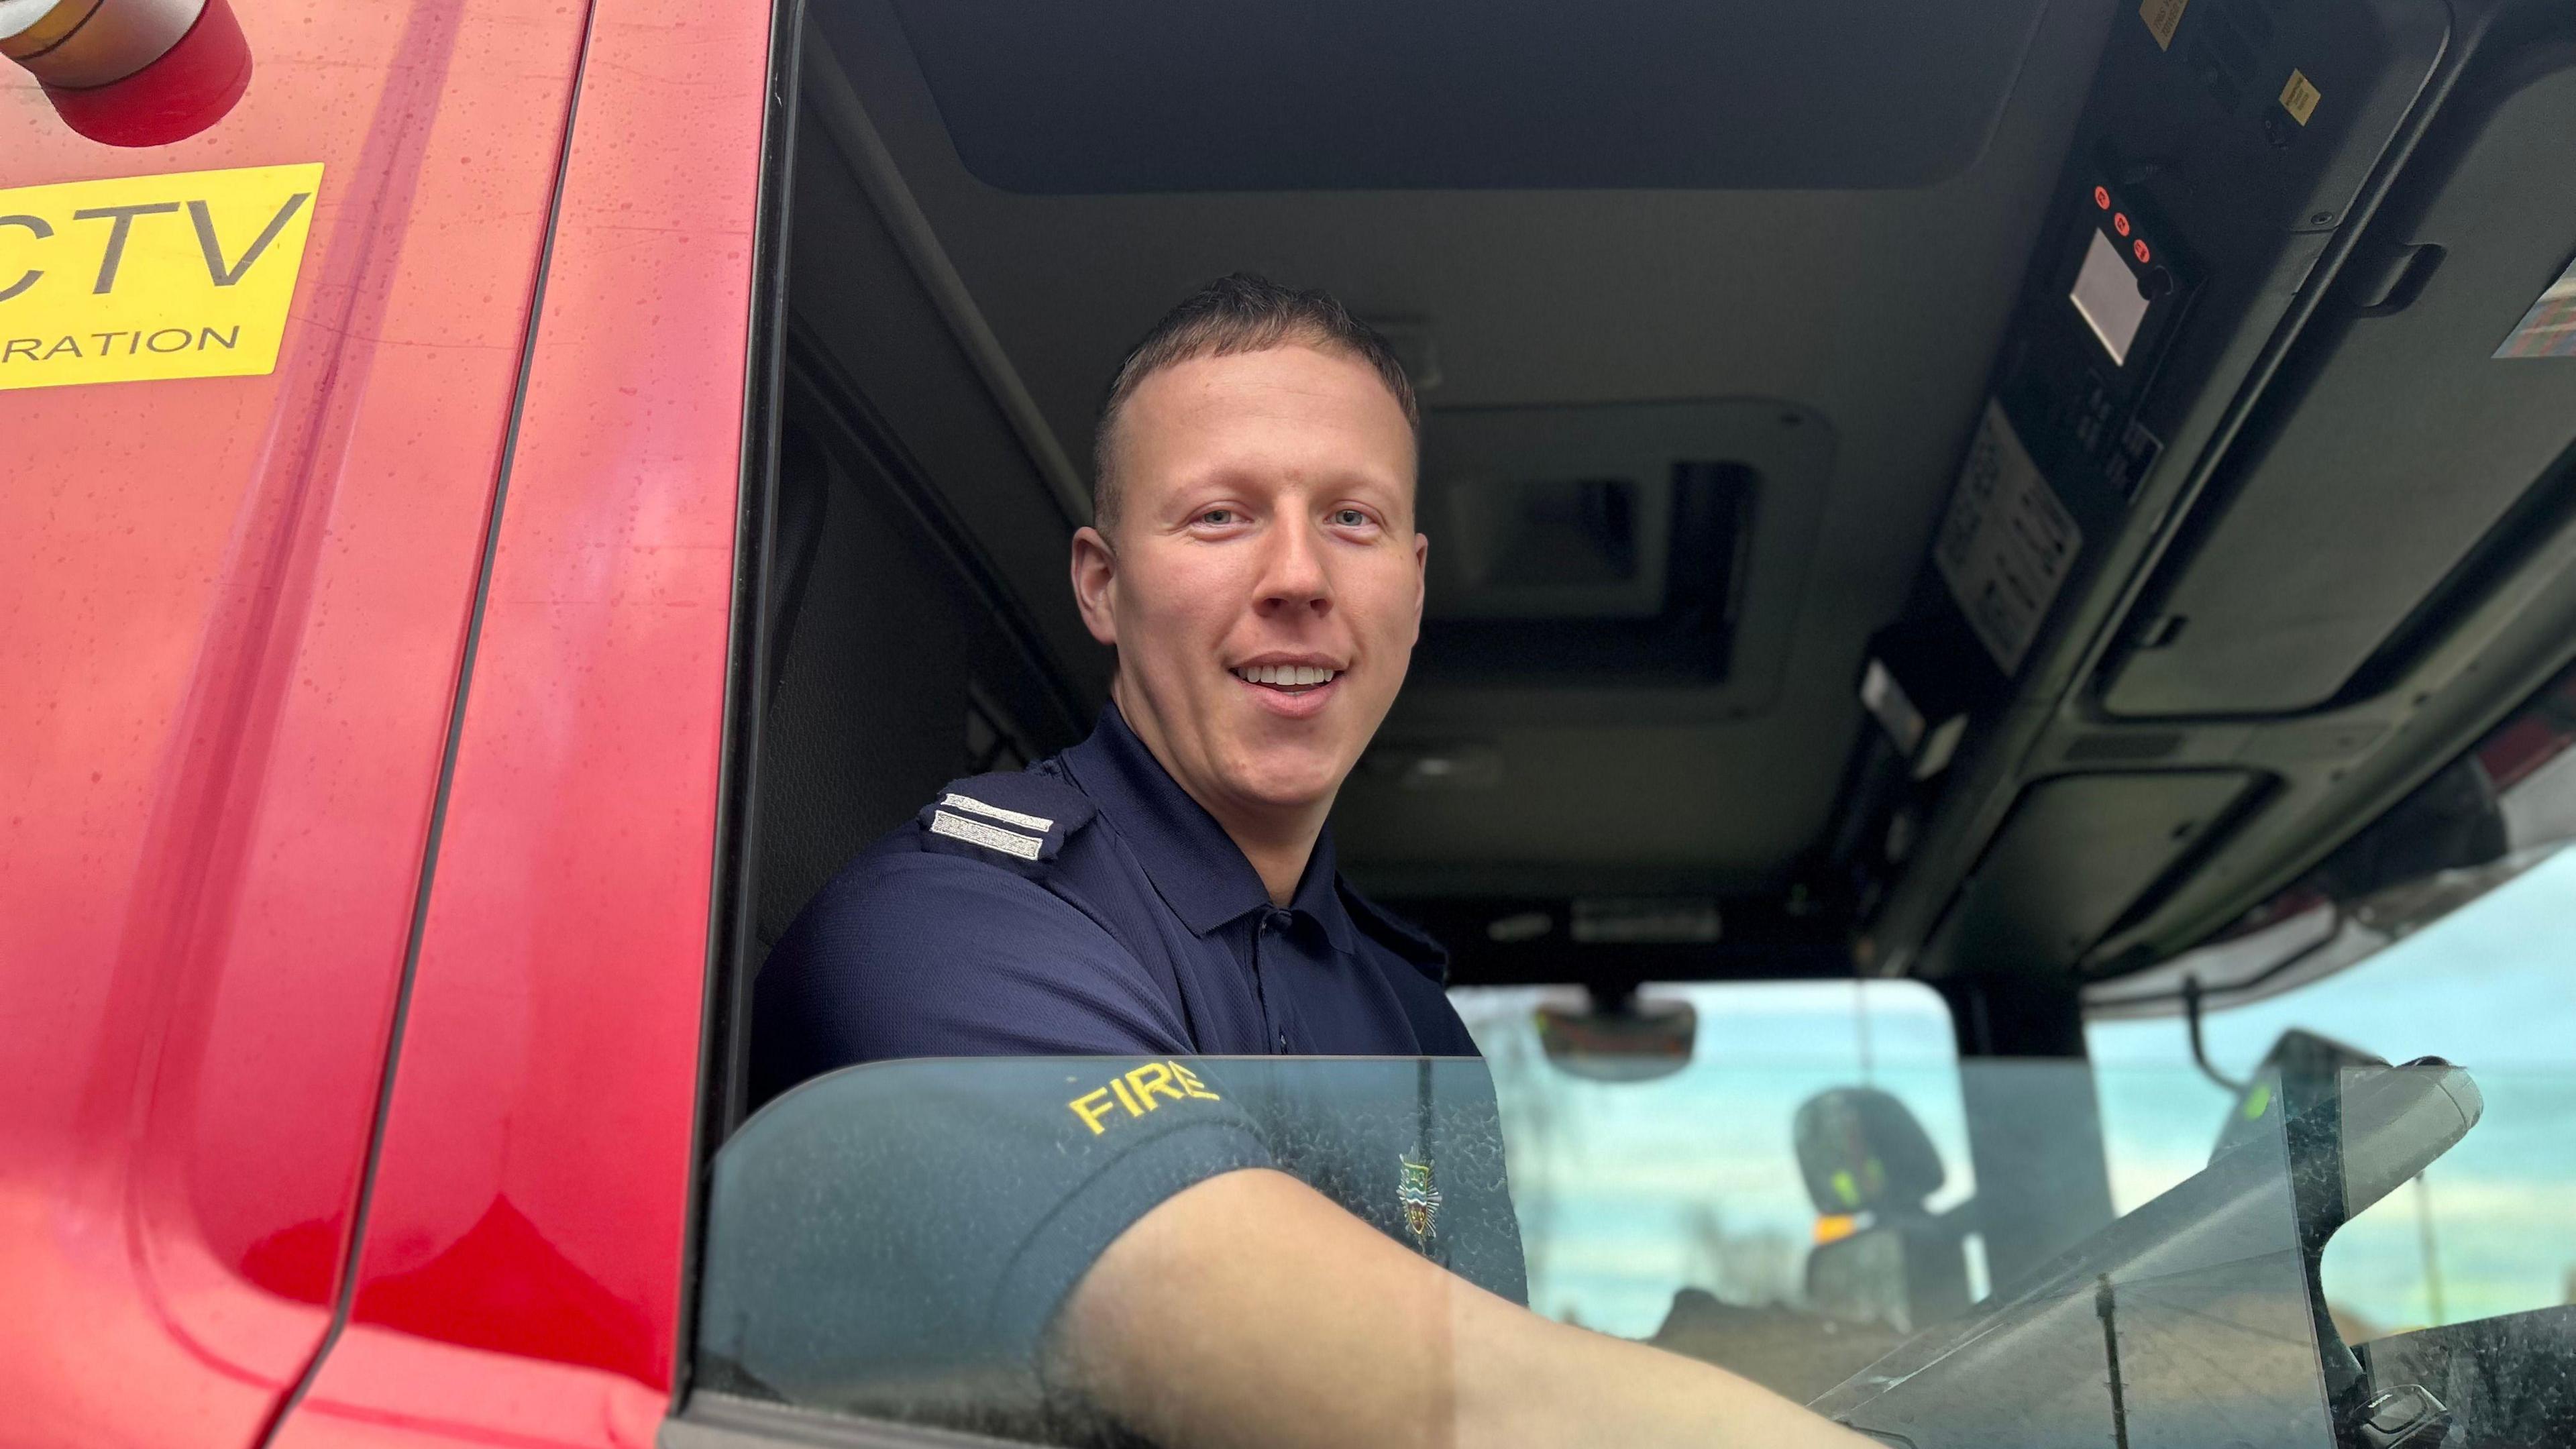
xmin=5 ymin=3 xmax=773 ymax=1444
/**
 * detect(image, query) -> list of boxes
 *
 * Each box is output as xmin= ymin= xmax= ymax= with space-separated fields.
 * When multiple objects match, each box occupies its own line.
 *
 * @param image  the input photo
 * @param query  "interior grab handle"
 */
xmin=2351 ymin=243 xmax=2446 ymax=319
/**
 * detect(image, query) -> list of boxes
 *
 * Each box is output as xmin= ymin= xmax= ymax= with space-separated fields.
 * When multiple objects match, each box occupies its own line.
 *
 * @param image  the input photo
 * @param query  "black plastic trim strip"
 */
xmin=780 ymin=330 xmax=1091 ymax=742
xmin=252 ymin=4 xmax=604 ymax=1444
xmin=674 ymin=0 xmax=807 ymax=1413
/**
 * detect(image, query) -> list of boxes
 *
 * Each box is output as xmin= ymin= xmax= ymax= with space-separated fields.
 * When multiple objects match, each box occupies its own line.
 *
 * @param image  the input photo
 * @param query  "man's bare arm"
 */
xmin=1052 ymin=1169 xmax=1880 ymax=1449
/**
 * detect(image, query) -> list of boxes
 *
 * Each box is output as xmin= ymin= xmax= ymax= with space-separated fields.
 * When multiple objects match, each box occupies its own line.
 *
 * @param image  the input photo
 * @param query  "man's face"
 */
xmin=1073 ymin=343 xmax=1425 ymax=824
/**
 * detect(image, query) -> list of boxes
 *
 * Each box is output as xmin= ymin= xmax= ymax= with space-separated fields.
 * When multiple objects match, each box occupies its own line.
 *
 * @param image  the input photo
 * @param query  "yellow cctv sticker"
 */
xmin=0 ymin=162 xmax=322 ymax=391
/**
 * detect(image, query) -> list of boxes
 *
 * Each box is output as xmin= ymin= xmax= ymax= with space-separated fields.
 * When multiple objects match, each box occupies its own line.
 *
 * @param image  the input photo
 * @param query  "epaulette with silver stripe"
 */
xmin=927 ymin=793 xmax=1054 ymax=861
xmin=914 ymin=770 xmax=1095 ymax=868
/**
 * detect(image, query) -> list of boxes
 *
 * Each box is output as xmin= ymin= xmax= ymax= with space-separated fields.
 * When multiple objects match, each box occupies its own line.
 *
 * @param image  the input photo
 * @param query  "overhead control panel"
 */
xmin=1930 ymin=0 xmax=2450 ymax=685
xmin=1860 ymin=0 xmax=2576 ymax=982
xmin=2106 ymin=45 xmax=2576 ymax=718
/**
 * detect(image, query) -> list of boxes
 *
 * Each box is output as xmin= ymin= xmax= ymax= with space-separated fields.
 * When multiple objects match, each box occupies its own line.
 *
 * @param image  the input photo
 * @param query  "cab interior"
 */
xmin=712 ymin=0 xmax=2576 ymax=1392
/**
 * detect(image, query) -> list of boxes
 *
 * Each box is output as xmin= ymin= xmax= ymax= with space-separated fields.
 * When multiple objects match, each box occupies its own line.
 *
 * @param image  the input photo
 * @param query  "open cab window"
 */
xmin=687 ymin=3 xmax=2576 ymax=1446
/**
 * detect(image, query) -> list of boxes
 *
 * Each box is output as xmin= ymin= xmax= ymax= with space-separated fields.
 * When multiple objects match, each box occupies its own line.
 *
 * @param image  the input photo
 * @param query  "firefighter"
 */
xmin=751 ymin=274 xmax=1868 ymax=1448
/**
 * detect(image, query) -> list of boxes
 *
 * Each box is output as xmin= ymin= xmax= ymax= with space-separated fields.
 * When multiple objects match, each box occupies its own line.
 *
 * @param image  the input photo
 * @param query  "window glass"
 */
xmin=2090 ymin=849 xmax=2576 ymax=1339
xmin=696 ymin=1035 xmax=2404 ymax=1446
xmin=1454 ymin=979 xmax=1983 ymax=1397
xmin=2090 ymin=658 xmax=2576 ymax=1351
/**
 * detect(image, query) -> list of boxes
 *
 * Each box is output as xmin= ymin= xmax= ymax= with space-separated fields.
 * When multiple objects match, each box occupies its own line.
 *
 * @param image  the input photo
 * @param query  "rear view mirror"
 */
xmin=1534 ymin=987 xmax=1696 ymax=1081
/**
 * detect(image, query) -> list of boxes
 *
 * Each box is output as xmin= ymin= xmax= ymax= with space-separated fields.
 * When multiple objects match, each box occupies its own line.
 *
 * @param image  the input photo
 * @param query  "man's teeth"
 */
xmin=1233 ymin=665 xmax=1339 ymax=687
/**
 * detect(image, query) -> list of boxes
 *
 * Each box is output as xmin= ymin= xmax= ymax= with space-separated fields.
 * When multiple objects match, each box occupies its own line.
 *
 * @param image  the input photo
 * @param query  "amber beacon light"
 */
xmin=2 ymin=0 xmax=250 ymax=146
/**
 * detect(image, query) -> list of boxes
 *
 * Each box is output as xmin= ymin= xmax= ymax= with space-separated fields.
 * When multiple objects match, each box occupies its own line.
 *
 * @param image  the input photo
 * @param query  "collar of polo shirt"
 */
xmin=1065 ymin=701 xmax=1360 ymax=955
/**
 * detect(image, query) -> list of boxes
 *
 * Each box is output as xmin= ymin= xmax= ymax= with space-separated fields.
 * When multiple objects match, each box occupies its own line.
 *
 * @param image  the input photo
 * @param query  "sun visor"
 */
xmin=883 ymin=0 xmax=2055 ymax=192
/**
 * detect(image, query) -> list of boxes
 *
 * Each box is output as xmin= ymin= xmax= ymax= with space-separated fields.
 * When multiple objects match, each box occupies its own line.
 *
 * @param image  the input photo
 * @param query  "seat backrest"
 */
xmin=1805 ymin=1218 xmax=1971 ymax=1334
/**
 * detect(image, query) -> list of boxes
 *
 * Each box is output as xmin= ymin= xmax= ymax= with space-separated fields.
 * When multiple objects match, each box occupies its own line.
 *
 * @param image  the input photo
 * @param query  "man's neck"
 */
xmin=1222 ymin=809 xmax=1328 ymax=909
xmin=1112 ymin=685 xmax=1331 ymax=908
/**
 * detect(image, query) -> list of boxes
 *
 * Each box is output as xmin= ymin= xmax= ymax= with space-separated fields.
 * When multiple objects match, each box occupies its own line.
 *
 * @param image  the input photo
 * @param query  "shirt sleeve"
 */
xmin=701 ymin=1056 xmax=1276 ymax=1433
xmin=752 ymin=846 xmax=1199 ymax=1104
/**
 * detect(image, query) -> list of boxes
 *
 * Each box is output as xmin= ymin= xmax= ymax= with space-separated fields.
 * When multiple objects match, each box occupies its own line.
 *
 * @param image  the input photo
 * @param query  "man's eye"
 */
xmin=1332 ymin=508 xmax=1371 ymax=527
xmin=1197 ymin=508 xmax=1237 ymax=526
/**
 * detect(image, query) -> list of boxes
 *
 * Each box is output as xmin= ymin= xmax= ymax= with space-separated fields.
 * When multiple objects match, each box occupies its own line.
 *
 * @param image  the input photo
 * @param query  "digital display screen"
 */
xmin=2071 ymin=229 xmax=2150 ymax=365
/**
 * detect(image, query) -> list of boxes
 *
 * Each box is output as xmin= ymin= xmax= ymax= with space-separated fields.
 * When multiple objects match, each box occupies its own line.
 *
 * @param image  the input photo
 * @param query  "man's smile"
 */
xmin=1229 ymin=661 xmax=1342 ymax=690
xmin=1229 ymin=656 xmax=1346 ymax=717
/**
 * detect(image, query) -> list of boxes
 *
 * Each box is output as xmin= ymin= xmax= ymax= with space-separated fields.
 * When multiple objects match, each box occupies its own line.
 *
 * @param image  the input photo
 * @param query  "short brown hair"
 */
xmin=1091 ymin=273 xmax=1419 ymax=533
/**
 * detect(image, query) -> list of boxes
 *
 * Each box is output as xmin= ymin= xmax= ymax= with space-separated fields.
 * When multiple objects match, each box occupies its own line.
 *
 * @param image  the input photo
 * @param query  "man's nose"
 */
xmin=1254 ymin=517 xmax=1332 ymax=617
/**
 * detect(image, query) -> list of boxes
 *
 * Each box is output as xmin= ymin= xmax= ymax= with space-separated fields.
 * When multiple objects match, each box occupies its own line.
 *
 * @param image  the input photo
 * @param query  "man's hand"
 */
xmin=1052 ymin=1168 xmax=1881 ymax=1449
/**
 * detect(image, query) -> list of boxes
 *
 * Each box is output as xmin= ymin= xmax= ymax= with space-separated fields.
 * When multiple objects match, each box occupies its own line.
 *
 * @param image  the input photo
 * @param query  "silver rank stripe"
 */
xmin=940 ymin=792 xmax=1054 ymax=833
xmin=929 ymin=808 xmax=1044 ymax=860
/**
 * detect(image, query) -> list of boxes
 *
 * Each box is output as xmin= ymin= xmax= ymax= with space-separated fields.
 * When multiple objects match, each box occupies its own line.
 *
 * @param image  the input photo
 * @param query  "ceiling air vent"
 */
xmin=1402 ymin=399 xmax=1831 ymax=696
xmin=1417 ymin=460 xmax=1752 ymax=684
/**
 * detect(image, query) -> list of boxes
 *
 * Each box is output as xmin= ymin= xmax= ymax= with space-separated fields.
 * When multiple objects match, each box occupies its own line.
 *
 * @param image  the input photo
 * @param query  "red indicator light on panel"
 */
xmin=2094 ymin=186 xmax=2111 ymax=209
xmin=2134 ymin=239 xmax=2152 ymax=264
xmin=2114 ymin=213 xmax=2132 ymax=237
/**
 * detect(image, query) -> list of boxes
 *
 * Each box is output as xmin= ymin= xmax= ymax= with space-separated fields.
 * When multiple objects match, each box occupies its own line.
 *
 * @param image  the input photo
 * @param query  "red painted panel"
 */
xmin=0 ymin=3 xmax=588 ymax=1446
xmin=270 ymin=0 xmax=772 ymax=1440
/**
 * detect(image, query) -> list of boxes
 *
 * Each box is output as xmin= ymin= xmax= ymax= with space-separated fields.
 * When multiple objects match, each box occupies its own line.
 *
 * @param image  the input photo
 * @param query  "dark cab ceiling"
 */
xmin=884 ymin=0 xmax=2057 ymax=191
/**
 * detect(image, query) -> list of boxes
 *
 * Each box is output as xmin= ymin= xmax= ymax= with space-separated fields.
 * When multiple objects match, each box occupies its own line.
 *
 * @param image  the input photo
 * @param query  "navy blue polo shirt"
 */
xmin=736 ymin=723 xmax=1521 ymax=1426
xmin=751 ymin=701 xmax=1479 ymax=1099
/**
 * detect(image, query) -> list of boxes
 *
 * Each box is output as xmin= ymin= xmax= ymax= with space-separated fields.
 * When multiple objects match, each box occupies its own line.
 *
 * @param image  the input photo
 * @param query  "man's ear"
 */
xmin=1409 ymin=532 xmax=1428 ymax=647
xmin=1071 ymin=525 xmax=1120 ymax=647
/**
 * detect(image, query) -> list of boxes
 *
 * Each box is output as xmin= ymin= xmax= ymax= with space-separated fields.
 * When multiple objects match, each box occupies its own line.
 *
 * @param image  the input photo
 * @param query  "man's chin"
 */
xmin=1219 ymin=754 xmax=1352 ymax=815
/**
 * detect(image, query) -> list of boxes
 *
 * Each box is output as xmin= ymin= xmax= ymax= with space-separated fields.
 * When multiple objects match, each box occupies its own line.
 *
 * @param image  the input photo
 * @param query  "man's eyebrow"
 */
xmin=1332 ymin=474 xmax=1412 ymax=501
